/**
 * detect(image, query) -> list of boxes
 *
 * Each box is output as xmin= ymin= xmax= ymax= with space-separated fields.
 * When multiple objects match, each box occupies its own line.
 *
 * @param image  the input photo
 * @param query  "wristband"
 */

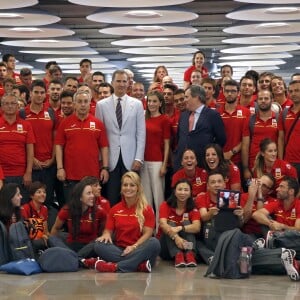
xmin=257 ymin=197 xmax=265 ymax=202
xmin=57 ymin=167 xmax=63 ymax=170
xmin=101 ymin=166 xmax=109 ymax=171
xmin=182 ymin=225 xmax=185 ymax=232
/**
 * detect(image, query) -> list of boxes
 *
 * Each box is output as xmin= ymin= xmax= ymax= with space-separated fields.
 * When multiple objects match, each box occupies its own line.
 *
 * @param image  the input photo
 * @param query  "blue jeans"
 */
xmin=94 ymin=237 xmax=161 ymax=272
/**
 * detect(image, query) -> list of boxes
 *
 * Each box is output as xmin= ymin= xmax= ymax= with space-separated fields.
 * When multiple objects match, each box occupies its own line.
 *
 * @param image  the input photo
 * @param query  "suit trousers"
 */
xmin=105 ymin=154 xmax=128 ymax=206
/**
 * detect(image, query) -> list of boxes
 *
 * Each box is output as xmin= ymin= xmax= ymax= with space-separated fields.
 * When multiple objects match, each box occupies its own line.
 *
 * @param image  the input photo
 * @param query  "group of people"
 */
xmin=0 ymin=51 xmax=299 ymax=280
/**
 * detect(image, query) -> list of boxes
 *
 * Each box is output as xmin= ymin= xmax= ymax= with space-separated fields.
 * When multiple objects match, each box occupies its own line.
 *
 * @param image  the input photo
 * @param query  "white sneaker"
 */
xmin=281 ymin=248 xmax=300 ymax=281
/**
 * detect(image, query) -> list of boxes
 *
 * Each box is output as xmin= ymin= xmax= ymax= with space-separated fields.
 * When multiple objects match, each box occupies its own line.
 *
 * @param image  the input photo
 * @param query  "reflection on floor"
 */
xmin=1 ymin=259 xmax=299 ymax=300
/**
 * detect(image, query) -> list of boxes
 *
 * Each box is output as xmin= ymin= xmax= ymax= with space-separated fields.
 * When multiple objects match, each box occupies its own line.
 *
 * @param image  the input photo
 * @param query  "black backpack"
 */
xmin=0 ymin=221 xmax=11 ymax=265
xmin=205 ymin=228 xmax=253 ymax=279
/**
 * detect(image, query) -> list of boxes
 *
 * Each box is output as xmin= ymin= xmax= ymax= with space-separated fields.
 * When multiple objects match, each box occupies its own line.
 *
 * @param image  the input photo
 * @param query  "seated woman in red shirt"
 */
xmin=51 ymin=179 xmax=106 ymax=258
xmin=204 ymin=143 xmax=241 ymax=191
xmin=0 ymin=183 xmax=22 ymax=228
xmin=252 ymin=138 xmax=297 ymax=195
xmin=172 ymin=149 xmax=207 ymax=199
xmin=158 ymin=179 xmax=201 ymax=267
xmin=88 ymin=172 xmax=160 ymax=273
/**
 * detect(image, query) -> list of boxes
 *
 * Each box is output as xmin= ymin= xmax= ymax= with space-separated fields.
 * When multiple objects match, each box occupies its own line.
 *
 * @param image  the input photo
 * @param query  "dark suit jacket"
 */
xmin=173 ymin=106 xmax=226 ymax=171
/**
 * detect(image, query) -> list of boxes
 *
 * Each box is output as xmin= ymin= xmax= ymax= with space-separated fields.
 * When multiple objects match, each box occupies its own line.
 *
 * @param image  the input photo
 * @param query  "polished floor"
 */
xmin=1 ymin=259 xmax=299 ymax=300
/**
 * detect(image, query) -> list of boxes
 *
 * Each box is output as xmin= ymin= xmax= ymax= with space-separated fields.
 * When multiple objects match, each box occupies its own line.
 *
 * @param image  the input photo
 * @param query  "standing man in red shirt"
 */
xmin=56 ymin=90 xmax=109 ymax=202
xmin=278 ymin=80 xmax=300 ymax=181
xmin=78 ymin=59 xmax=92 ymax=83
xmin=271 ymin=76 xmax=293 ymax=110
xmin=242 ymin=89 xmax=279 ymax=184
xmin=0 ymin=93 xmax=35 ymax=202
xmin=218 ymin=80 xmax=250 ymax=167
xmin=22 ymin=80 xmax=56 ymax=207
xmin=2 ymin=54 xmax=20 ymax=84
xmin=238 ymin=76 xmax=256 ymax=114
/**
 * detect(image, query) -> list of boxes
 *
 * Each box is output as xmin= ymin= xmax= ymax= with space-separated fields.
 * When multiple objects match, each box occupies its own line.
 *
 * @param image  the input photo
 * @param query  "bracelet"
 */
xmin=132 ymin=244 xmax=138 ymax=249
xmin=101 ymin=166 xmax=109 ymax=171
xmin=182 ymin=225 xmax=185 ymax=232
xmin=57 ymin=167 xmax=63 ymax=170
xmin=257 ymin=197 xmax=265 ymax=202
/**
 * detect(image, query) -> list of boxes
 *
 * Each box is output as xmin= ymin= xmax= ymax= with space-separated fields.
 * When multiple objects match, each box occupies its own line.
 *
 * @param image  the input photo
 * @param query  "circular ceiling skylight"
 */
xmin=2 ymin=39 xmax=88 ymax=48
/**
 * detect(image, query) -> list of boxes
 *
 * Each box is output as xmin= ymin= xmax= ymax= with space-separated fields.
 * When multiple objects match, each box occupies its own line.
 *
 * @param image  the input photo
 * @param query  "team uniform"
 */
xmin=253 ymin=159 xmax=297 ymax=192
xmin=237 ymin=95 xmax=257 ymax=115
xmin=171 ymin=167 xmax=207 ymax=198
xmin=157 ymin=201 xmax=200 ymax=239
xmin=243 ymin=112 xmax=279 ymax=170
xmin=218 ymin=105 xmax=250 ymax=165
xmin=21 ymin=201 xmax=48 ymax=221
xmin=0 ymin=116 xmax=35 ymax=177
xmin=240 ymin=193 xmax=276 ymax=236
xmin=264 ymin=199 xmax=300 ymax=227
xmin=278 ymin=106 xmax=300 ymax=165
xmin=89 ymin=99 xmax=97 ymax=116
xmin=183 ymin=65 xmax=209 ymax=84
xmin=57 ymin=205 xmax=106 ymax=244
xmin=55 ymin=113 xmax=109 ymax=180
xmin=95 ymin=196 xmax=111 ymax=215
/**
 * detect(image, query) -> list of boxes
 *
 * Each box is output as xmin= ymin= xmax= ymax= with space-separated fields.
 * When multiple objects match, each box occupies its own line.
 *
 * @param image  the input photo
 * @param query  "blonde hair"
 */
xmin=121 ymin=171 xmax=148 ymax=232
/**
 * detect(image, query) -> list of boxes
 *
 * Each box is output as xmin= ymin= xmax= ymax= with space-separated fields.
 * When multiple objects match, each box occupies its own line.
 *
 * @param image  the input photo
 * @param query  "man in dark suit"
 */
xmin=173 ymin=85 xmax=226 ymax=171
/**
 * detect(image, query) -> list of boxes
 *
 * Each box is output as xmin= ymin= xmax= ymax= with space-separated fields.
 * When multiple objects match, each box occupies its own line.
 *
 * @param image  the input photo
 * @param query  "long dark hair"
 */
xmin=203 ymin=143 xmax=230 ymax=178
xmin=145 ymin=90 xmax=165 ymax=119
xmin=167 ymin=179 xmax=195 ymax=212
xmin=68 ymin=180 xmax=96 ymax=240
xmin=0 ymin=183 xmax=21 ymax=226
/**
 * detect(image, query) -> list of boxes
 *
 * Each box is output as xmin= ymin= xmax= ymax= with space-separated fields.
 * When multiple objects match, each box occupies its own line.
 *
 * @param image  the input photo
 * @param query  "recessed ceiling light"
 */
xmin=31 ymin=39 xmax=59 ymax=43
xmin=0 ymin=13 xmax=22 ymax=19
xmin=249 ymin=45 xmax=276 ymax=48
xmin=10 ymin=27 xmax=42 ymax=32
xmin=142 ymin=38 xmax=170 ymax=42
xmin=266 ymin=7 xmax=299 ymax=14
xmin=125 ymin=10 xmax=162 ymax=18
xmin=135 ymin=25 xmax=165 ymax=32
xmin=256 ymin=22 xmax=289 ymax=28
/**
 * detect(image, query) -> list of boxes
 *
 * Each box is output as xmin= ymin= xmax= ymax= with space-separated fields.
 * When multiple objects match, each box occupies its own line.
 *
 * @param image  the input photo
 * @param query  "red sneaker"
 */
xmin=185 ymin=251 xmax=197 ymax=267
xmin=137 ymin=260 xmax=151 ymax=273
xmin=175 ymin=251 xmax=186 ymax=268
xmin=95 ymin=260 xmax=117 ymax=273
xmin=81 ymin=257 xmax=99 ymax=269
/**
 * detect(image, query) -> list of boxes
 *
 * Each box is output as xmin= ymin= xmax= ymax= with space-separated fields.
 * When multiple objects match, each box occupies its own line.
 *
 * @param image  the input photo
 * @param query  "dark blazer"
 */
xmin=173 ymin=106 xmax=226 ymax=171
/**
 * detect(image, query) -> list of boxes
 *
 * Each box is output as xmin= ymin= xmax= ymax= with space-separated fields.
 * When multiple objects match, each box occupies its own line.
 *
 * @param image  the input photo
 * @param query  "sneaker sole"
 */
xmin=186 ymin=262 xmax=197 ymax=267
xmin=175 ymin=262 xmax=186 ymax=268
xmin=281 ymin=250 xmax=300 ymax=281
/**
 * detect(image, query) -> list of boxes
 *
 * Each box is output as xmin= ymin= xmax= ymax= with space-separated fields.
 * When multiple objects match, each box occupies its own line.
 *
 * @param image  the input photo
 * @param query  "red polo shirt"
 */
xmin=105 ymin=199 xmax=155 ymax=248
xmin=23 ymin=104 xmax=55 ymax=162
xmin=58 ymin=205 xmax=106 ymax=244
xmin=243 ymin=112 xmax=279 ymax=169
xmin=184 ymin=65 xmax=209 ymax=83
xmin=0 ymin=116 xmax=35 ymax=176
xmin=96 ymin=196 xmax=111 ymax=215
xmin=195 ymin=192 xmax=216 ymax=210
xmin=218 ymin=105 xmax=250 ymax=164
xmin=21 ymin=200 xmax=48 ymax=221
xmin=264 ymin=199 xmax=300 ymax=227
xmin=55 ymin=113 xmax=109 ymax=180
xmin=172 ymin=167 xmax=207 ymax=198
xmin=279 ymin=106 xmax=300 ymax=163
xmin=157 ymin=201 xmax=200 ymax=238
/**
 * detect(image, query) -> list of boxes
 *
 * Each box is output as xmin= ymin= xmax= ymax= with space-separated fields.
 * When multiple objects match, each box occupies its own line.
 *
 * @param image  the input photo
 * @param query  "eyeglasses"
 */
xmin=259 ymin=79 xmax=271 ymax=84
